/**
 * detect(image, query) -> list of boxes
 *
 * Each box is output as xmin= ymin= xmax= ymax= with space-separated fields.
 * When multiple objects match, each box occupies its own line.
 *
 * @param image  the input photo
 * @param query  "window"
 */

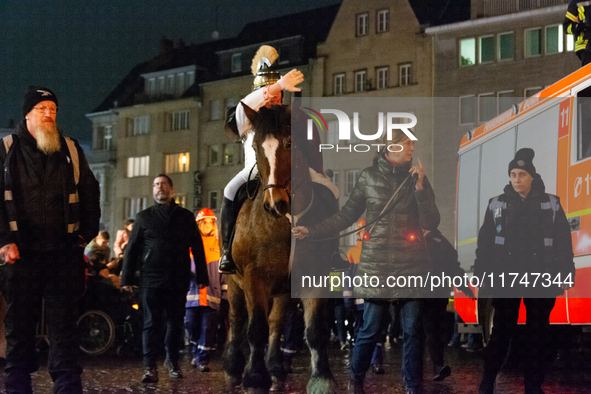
xmin=209 ymin=191 xmax=219 ymax=211
xmin=225 ymin=97 xmax=236 ymax=112
xmin=400 ymin=64 xmax=411 ymax=86
xmin=334 ymin=73 xmax=345 ymax=95
xmin=93 ymin=125 xmax=112 ymax=150
xmin=175 ymin=195 xmax=186 ymax=208
xmin=158 ymin=76 xmax=165 ymax=95
xmin=355 ymin=70 xmax=367 ymax=92
xmin=167 ymin=75 xmax=175 ymax=95
xmin=209 ymin=145 xmax=220 ymax=166
xmin=525 ymin=28 xmax=541 ymax=57
xmin=356 ymin=13 xmax=368 ymax=36
xmin=331 ymin=170 xmax=340 ymax=189
xmin=210 ymin=100 xmax=222 ymax=121
xmin=127 ymin=156 xmax=150 ymax=178
xmin=546 ymin=24 xmax=563 ymax=54
xmin=124 ymin=197 xmax=147 ymax=219
xmin=231 ymin=53 xmax=242 ymax=73
xmin=525 ymin=87 xmax=542 ymax=97
xmin=346 ymin=170 xmax=360 ymax=195
xmin=171 ymin=110 xmax=190 ymax=131
xmin=498 ymin=32 xmax=514 ymax=61
xmin=327 ymin=120 xmax=339 ymax=145
xmin=479 ymin=35 xmax=494 ymax=63
xmin=176 ymin=73 xmax=185 ymax=96
xmin=498 ymin=90 xmax=516 ymax=114
xmin=224 ymin=144 xmax=236 ymax=165
xmin=165 ymin=152 xmax=190 ymax=173
xmin=147 ymin=78 xmax=156 ymax=96
xmin=460 ymin=38 xmax=476 ymax=66
xmin=186 ymin=71 xmax=195 ymax=88
xmin=460 ymin=95 xmax=476 ymax=125
xmin=567 ymin=34 xmax=575 ymax=51
xmin=479 ymin=93 xmax=495 ymax=123
xmin=576 ymin=90 xmax=591 ymax=161
xmin=132 ymin=116 xmax=150 ymax=136
xmin=376 ymin=67 xmax=388 ymax=89
xmin=377 ymin=9 xmax=389 ymax=33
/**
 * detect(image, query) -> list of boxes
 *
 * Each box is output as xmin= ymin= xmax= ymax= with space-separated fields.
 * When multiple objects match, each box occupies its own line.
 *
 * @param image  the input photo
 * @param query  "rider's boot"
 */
xmin=219 ymin=197 xmax=237 ymax=275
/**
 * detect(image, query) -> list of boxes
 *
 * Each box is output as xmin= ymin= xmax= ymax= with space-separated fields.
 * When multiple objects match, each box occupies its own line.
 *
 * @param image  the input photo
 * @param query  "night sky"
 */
xmin=0 ymin=0 xmax=341 ymax=142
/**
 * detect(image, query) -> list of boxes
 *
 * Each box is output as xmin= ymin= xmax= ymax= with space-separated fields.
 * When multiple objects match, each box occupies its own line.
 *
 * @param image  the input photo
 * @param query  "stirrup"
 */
xmin=219 ymin=254 xmax=237 ymax=275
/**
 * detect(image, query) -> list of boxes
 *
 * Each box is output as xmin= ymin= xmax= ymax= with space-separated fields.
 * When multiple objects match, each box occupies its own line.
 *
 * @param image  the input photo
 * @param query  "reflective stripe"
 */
xmin=9 ymin=221 xmax=17 ymax=231
xmin=186 ymin=295 xmax=199 ymax=301
xmin=4 ymin=191 xmax=12 ymax=201
xmin=567 ymin=11 xmax=579 ymax=22
xmin=355 ymin=299 xmax=365 ymax=305
xmin=207 ymin=295 xmax=221 ymax=304
xmin=68 ymin=222 xmax=80 ymax=233
xmin=69 ymin=192 xmax=79 ymax=204
xmin=280 ymin=347 xmax=297 ymax=354
xmin=495 ymin=236 xmax=505 ymax=245
xmin=544 ymin=238 xmax=553 ymax=247
xmin=343 ymin=291 xmax=353 ymax=297
xmin=489 ymin=196 xmax=506 ymax=211
xmin=221 ymin=284 xmax=228 ymax=290
xmin=197 ymin=345 xmax=212 ymax=351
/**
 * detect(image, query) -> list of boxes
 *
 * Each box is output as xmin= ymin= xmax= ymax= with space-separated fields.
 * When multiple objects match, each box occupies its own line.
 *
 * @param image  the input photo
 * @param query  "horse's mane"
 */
xmin=253 ymin=105 xmax=291 ymax=138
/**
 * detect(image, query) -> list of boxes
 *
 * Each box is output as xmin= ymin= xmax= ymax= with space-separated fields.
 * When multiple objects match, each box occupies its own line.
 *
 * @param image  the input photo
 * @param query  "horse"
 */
xmin=222 ymin=103 xmax=337 ymax=394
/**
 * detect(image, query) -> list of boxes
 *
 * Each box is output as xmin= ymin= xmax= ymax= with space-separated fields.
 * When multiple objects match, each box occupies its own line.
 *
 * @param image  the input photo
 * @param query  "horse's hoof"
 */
xmin=307 ymin=377 xmax=337 ymax=394
xmin=270 ymin=377 xmax=285 ymax=392
xmin=224 ymin=374 xmax=242 ymax=393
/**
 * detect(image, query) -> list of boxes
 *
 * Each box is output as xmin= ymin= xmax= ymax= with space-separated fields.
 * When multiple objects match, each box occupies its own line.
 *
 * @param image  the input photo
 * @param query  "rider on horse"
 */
xmin=219 ymin=45 xmax=304 ymax=274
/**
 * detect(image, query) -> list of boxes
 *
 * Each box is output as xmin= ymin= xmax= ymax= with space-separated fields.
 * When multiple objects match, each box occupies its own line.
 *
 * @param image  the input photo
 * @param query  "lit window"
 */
xmin=377 ymin=9 xmax=389 ymax=33
xmin=124 ymin=197 xmax=147 ymax=219
xmin=346 ymin=170 xmax=360 ymax=195
xmin=498 ymin=32 xmax=514 ymax=61
xmin=377 ymin=67 xmax=388 ymax=89
xmin=525 ymin=28 xmax=541 ymax=57
xmin=355 ymin=70 xmax=367 ymax=92
xmin=460 ymin=38 xmax=476 ymax=66
xmin=478 ymin=93 xmax=495 ymax=123
xmin=479 ymin=35 xmax=494 ymax=63
xmin=460 ymin=96 xmax=476 ymax=125
xmin=334 ymin=73 xmax=345 ymax=95
xmin=546 ymin=24 xmax=563 ymax=54
xmin=209 ymin=145 xmax=220 ymax=166
xmin=327 ymin=121 xmax=339 ymax=145
xmin=332 ymin=170 xmax=339 ymax=189
xmin=223 ymin=144 xmax=235 ymax=166
xmin=497 ymin=91 xmax=515 ymax=114
xmin=231 ymin=53 xmax=242 ymax=73
xmin=400 ymin=64 xmax=411 ymax=86
xmin=132 ymin=116 xmax=150 ymax=136
xmin=165 ymin=152 xmax=190 ymax=173
xmin=567 ymin=34 xmax=575 ymax=51
xmin=175 ymin=195 xmax=186 ymax=208
xmin=171 ymin=110 xmax=190 ymax=131
xmin=127 ymin=156 xmax=150 ymax=178
xmin=357 ymin=13 xmax=368 ymax=36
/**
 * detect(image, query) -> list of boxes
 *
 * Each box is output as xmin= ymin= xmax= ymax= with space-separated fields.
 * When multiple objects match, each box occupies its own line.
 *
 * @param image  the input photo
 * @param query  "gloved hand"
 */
xmin=278 ymin=69 xmax=304 ymax=92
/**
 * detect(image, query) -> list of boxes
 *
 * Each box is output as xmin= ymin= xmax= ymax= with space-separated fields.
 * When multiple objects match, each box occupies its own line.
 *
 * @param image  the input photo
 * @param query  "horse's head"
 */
xmin=243 ymin=103 xmax=292 ymax=218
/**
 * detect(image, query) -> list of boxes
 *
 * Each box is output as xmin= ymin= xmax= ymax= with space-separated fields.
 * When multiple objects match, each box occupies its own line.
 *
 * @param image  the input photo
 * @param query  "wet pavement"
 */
xmin=5 ymin=340 xmax=591 ymax=393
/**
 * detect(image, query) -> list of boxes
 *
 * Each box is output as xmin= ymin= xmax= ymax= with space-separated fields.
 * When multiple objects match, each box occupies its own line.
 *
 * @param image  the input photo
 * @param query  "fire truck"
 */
xmin=454 ymin=64 xmax=591 ymax=339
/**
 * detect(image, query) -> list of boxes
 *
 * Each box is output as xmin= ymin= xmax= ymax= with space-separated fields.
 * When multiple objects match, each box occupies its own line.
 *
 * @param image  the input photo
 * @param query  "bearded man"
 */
xmin=0 ymin=86 xmax=100 ymax=394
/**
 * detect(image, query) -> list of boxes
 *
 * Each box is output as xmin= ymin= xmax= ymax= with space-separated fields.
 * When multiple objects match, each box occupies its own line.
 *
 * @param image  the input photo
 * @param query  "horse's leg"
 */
xmin=222 ymin=276 xmax=247 ymax=392
xmin=267 ymin=294 xmax=290 ymax=391
xmin=303 ymin=298 xmax=337 ymax=394
xmin=242 ymin=274 xmax=272 ymax=393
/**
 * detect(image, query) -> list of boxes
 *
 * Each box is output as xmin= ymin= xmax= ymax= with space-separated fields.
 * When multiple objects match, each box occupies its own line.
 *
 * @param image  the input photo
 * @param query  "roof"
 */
xmin=91 ymin=4 xmax=340 ymax=113
xmin=409 ymin=0 xmax=470 ymax=26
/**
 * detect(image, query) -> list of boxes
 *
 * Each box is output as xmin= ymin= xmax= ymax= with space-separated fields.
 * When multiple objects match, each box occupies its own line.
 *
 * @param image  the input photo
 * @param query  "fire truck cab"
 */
xmin=455 ymin=64 xmax=591 ymax=333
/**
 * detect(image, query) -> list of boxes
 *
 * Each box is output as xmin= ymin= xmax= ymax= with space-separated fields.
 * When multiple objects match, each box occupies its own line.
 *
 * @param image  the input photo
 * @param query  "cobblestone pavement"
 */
xmin=3 ymin=340 xmax=591 ymax=393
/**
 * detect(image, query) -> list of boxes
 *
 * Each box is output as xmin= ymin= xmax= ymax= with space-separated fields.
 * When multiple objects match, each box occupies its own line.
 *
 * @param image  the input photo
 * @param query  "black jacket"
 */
xmin=474 ymin=176 xmax=575 ymax=297
xmin=121 ymin=200 xmax=209 ymax=291
xmin=308 ymin=154 xmax=440 ymax=298
xmin=425 ymin=228 xmax=468 ymax=298
xmin=0 ymin=121 xmax=100 ymax=252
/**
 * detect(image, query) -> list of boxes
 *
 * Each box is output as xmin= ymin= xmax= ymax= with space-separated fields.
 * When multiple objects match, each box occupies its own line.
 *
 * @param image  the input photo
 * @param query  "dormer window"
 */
xmin=231 ymin=53 xmax=242 ymax=73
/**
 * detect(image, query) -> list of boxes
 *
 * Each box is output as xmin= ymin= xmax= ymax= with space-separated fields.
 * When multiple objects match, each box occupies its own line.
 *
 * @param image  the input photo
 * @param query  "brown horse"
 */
xmin=222 ymin=104 xmax=336 ymax=394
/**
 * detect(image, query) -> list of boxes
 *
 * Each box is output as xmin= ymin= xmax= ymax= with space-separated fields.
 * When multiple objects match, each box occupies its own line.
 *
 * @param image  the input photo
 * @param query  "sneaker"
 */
xmin=406 ymin=389 xmax=420 ymax=394
xmin=163 ymin=359 xmax=183 ymax=379
xmin=141 ymin=367 xmax=158 ymax=383
xmin=196 ymin=364 xmax=210 ymax=372
xmin=371 ymin=363 xmax=385 ymax=375
xmin=340 ymin=341 xmax=348 ymax=350
xmin=190 ymin=358 xmax=197 ymax=368
xmin=433 ymin=365 xmax=451 ymax=381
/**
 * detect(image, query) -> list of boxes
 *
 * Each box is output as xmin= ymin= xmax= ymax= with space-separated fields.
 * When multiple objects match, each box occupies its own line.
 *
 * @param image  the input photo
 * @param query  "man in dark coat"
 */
xmin=122 ymin=174 xmax=209 ymax=384
xmin=0 ymin=86 xmax=100 ymax=394
xmin=474 ymin=148 xmax=575 ymax=394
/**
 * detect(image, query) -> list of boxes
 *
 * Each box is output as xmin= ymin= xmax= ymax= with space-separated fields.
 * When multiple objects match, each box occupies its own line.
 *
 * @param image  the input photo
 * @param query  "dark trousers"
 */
xmin=577 ymin=50 xmax=591 ymax=66
xmin=0 ymin=249 xmax=85 ymax=394
xmin=422 ymin=298 xmax=448 ymax=368
xmin=483 ymin=297 xmax=556 ymax=392
xmin=141 ymin=287 xmax=187 ymax=368
xmin=184 ymin=306 xmax=219 ymax=365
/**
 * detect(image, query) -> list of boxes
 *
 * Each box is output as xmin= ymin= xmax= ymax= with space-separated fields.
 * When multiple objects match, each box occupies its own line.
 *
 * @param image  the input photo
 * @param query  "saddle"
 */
xmin=232 ymin=177 xmax=262 ymax=217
